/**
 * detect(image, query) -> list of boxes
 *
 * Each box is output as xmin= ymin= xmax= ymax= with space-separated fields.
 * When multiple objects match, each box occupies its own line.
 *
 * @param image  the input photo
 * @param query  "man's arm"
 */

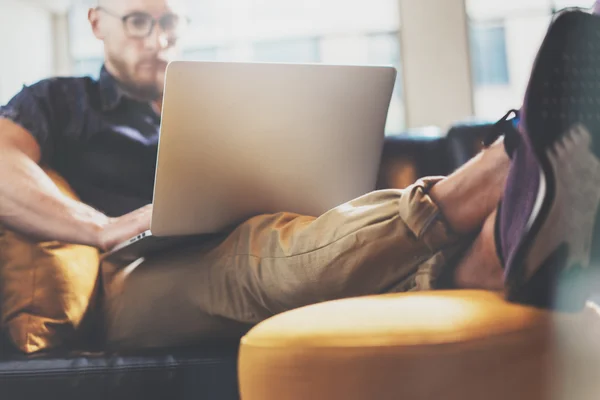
xmin=0 ymin=118 xmax=151 ymax=250
xmin=0 ymin=117 xmax=109 ymax=246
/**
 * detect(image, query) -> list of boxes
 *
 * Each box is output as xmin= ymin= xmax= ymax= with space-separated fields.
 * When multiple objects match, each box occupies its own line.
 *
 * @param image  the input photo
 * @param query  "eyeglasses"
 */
xmin=97 ymin=7 xmax=189 ymax=39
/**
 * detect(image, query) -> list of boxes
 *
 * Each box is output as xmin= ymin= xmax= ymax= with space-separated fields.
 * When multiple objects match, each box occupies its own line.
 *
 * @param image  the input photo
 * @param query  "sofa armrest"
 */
xmin=445 ymin=122 xmax=494 ymax=172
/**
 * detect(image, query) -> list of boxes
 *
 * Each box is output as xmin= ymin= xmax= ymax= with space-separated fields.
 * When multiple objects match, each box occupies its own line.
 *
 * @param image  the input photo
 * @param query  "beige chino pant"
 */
xmin=103 ymin=178 xmax=472 ymax=349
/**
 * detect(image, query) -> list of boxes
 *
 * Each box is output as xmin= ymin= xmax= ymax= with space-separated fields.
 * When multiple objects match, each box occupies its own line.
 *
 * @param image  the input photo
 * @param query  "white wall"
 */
xmin=399 ymin=0 xmax=474 ymax=130
xmin=0 ymin=0 xmax=55 ymax=103
xmin=53 ymin=12 xmax=73 ymax=77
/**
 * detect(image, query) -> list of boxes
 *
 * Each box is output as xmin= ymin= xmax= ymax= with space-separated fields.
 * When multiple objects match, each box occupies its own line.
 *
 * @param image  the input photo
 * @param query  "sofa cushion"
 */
xmin=0 ymin=169 xmax=100 ymax=353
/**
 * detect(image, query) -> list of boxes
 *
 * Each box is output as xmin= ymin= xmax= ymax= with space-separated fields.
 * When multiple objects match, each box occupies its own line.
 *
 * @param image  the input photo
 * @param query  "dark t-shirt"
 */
xmin=0 ymin=67 xmax=160 ymax=217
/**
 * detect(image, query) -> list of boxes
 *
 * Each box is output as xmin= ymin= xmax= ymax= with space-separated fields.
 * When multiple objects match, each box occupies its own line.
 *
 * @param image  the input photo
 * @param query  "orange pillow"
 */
xmin=0 ymin=170 xmax=100 ymax=353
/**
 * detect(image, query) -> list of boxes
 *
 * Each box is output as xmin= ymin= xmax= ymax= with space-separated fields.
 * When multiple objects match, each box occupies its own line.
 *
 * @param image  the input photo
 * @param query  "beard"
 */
xmin=107 ymin=54 xmax=166 ymax=102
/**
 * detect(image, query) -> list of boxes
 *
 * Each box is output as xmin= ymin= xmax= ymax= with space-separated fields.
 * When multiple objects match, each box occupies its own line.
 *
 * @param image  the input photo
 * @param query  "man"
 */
xmin=0 ymin=0 xmax=598 ymax=350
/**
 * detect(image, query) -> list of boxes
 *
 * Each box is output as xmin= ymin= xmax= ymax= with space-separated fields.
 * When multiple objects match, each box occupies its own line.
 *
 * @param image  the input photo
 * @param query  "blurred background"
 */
xmin=0 ymin=0 xmax=595 ymax=134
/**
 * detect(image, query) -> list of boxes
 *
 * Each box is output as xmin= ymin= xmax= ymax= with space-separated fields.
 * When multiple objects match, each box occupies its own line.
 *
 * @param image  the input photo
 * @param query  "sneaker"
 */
xmin=497 ymin=9 xmax=600 ymax=311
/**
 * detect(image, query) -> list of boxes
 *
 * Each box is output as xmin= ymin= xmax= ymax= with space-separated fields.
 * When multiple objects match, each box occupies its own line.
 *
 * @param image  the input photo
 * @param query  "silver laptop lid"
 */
xmin=151 ymin=61 xmax=396 ymax=236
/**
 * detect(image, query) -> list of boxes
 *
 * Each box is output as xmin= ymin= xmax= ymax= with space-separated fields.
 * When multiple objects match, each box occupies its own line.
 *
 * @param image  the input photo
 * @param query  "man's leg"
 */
xmin=433 ymin=141 xmax=510 ymax=291
xmin=453 ymin=209 xmax=504 ymax=290
xmin=103 ymin=142 xmax=511 ymax=350
xmin=429 ymin=140 xmax=510 ymax=234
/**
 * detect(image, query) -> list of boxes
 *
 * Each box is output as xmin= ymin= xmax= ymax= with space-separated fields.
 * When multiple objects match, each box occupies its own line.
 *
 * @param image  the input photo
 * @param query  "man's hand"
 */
xmin=97 ymin=204 xmax=153 ymax=252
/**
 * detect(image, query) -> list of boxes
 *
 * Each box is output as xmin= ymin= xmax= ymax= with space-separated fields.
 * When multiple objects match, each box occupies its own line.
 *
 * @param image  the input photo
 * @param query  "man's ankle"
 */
xmin=453 ymin=210 xmax=504 ymax=290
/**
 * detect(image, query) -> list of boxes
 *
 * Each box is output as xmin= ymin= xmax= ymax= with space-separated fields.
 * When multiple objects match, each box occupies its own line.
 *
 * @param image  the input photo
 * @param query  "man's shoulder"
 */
xmin=23 ymin=75 xmax=98 ymax=98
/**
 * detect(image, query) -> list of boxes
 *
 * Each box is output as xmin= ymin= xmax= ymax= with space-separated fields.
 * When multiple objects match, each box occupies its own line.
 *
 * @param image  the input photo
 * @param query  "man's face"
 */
xmin=90 ymin=0 xmax=186 ymax=100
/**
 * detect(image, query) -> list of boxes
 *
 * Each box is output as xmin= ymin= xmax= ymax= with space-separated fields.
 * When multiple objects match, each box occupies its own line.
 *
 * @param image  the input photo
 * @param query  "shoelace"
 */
xmin=483 ymin=109 xmax=522 ymax=157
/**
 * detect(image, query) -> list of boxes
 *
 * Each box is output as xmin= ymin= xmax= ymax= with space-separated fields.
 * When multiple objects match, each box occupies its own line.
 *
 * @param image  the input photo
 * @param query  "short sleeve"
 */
xmin=0 ymin=81 xmax=59 ymax=163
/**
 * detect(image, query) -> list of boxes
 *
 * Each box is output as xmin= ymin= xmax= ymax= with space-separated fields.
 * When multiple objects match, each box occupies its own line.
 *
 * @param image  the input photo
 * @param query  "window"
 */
xmin=73 ymin=58 xmax=104 ymax=79
xmin=253 ymin=38 xmax=320 ymax=64
xmin=466 ymin=0 xmax=593 ymax=120
xmin=469 ymin=23 xmax=509 ymax=86
xmin=183 ymin=48 xmax=219 ymax=62
xmin=68 ymin=0 xmax=404 ymax=133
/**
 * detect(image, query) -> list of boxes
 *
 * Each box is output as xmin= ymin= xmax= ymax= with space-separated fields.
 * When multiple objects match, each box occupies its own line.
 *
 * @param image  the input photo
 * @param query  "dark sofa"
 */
xmin=0 ymin=122 xmax=491 ymax=400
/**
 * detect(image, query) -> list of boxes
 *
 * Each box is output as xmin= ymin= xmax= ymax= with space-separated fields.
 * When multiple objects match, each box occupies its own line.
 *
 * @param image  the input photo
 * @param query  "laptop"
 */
xmin=102 ymin=60 xmax=397 ymax=263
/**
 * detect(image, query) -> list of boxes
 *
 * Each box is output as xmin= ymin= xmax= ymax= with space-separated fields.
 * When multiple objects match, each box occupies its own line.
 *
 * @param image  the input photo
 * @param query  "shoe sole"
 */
xmin=507 ymin=10 xmax=600 ymax=311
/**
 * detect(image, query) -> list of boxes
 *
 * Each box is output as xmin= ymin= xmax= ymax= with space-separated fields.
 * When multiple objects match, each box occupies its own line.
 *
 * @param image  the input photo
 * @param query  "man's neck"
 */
xmin=104 ymin=63 xmax=162 ymax=111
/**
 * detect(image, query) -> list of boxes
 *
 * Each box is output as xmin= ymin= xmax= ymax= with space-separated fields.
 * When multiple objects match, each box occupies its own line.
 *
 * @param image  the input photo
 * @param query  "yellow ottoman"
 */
xmin=238 ymin=290 xmax=556 ymax=400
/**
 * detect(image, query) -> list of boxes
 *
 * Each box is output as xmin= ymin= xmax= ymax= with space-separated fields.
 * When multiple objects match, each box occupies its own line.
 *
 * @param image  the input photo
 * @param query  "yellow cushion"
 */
xmin=0 ymin=170 xmax=100 ymax=353
xmin=239 ymin=290 xmax=556 ymax=400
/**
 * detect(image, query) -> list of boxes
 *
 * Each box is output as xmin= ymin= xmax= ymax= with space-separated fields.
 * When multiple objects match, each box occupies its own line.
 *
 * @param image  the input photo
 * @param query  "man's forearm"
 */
xmin=0 ymin=151 xmax=109 ymax=247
